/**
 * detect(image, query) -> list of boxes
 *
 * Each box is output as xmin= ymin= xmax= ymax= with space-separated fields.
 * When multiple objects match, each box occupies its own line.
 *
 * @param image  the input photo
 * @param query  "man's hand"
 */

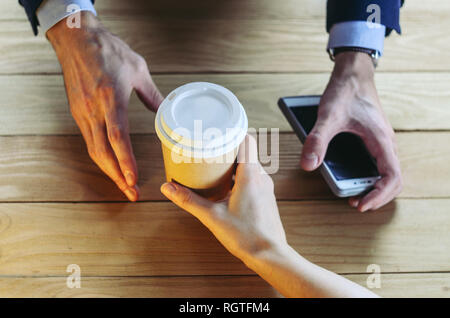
xmin=47 ymin=12 xmax=163 ymax=201
xmin=300 ymin=52 xmax=402 ymax=212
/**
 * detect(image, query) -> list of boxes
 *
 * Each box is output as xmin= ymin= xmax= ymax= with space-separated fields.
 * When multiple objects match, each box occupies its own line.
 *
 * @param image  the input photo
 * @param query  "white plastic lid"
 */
xmin=155 ymin=82 xmax=248 ymax=158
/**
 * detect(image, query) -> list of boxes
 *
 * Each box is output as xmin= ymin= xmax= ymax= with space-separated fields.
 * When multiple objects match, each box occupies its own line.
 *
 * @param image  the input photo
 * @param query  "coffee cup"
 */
xmin=155 ymin=82 xmax=248 ymax=200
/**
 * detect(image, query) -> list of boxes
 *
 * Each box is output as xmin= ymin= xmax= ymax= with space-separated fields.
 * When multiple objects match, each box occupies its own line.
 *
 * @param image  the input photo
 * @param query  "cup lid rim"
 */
xmin=155 ymin=82 xmax=248 ymax=158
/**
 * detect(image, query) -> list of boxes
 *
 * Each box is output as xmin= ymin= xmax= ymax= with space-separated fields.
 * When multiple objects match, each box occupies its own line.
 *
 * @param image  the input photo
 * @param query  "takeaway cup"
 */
xmin=155 ymin=82 xmax=248 ymax=200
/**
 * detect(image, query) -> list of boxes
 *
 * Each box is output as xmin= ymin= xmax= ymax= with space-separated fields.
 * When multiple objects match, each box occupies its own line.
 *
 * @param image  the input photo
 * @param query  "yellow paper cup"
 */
xmin=155 ymin=82 xmax=248 ymax=200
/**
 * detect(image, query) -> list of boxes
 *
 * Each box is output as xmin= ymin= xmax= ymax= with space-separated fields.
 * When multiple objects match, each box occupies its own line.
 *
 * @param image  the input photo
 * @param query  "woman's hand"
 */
xmin=161 ymin=135 xmax=287 ymax=261
xmin=161 ymin=134 xmax=377 ymax=298
xmin=47 ymin=12 xmax=163 ymax=201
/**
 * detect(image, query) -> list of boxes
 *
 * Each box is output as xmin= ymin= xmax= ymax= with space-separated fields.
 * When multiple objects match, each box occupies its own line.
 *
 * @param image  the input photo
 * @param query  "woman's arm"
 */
xmin=161 ymin=135 xmax=378 ymax=298
xmin=244 ymin=243 xmax=377 ymax=298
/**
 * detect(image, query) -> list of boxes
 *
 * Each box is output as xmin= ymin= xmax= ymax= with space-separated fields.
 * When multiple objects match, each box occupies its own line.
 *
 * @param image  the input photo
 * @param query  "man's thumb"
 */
xmin=300 ymin=122 xmax=336 ymax=171
xmin=135 ymin=71 xmax=164 ymax=112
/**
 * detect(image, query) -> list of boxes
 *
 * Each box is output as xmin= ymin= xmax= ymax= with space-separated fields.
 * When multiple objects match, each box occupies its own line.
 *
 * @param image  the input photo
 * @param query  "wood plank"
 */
xmin=0 ymin=273 xmax=448 ymax=298
xmin=3 ymin=0 xmax=448 ymax=21
xmin=0 ymin=199 xmax=448 ymax=276
xmin=0 ymin=19 xmax=330 ymax=74
xmin=0 ymin=276 xmax=280 ymax=298
xmin=0 ymin=133 xmax=448 ymax=201
xmin=1 ymin=73 xmax=449 ymax=136
xmin=0 ymin=15 xmax=448 ymax=74
xmin=3 ymin=0 xmax=327 ymax=21
xmin=345 ymin=273 xmax=450 ymax=298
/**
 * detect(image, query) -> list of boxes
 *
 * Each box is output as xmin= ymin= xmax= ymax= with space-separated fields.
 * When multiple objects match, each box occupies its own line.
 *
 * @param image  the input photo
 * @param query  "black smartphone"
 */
xmin=278 ymin=95 xmax=380 ymax=197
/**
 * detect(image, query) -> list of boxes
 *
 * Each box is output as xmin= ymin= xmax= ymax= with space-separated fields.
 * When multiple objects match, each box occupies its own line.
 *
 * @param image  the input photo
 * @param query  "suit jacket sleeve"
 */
xmin=19 ymin=0 xmax=95 ymax=35
xmin=327 ymin=0 xmax=403 ymax=36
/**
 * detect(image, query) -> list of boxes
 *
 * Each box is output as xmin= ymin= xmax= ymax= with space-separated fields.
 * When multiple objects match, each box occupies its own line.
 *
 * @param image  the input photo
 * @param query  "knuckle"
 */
xmin=115 ymin=180 xmax=128 ymax=192
xmin=69 ymin=106 xmax=80 ymax=119
xmin=305 ymin=131 xmax=327 ymax=152
xmin=179 ymin=188 xmax=193 ymax=206
xmin=378 ymin=127 xmax=395 ymax=144
xmin=239 ymin=174 xmax=251 ymax=186
xmin=391 ymin=140 xmax=399 ymax=154
xmin=375 ymin=131 xmax=391 ymax=145
xmin=396 ymin=173 xmax=404 ymax=192
xmin=95 ymin=149 xmax=106 ymax=162
xmin=397 ymin=182 xmax=403 ymax=194
xmin=211 ymin=204 xmax=227 ymax=220
xmin=392 ymin=169 xmax=402 ymax=182
xmin=307 ymin=131 xmax=323 ymax=145
xmin=389 ymin=128 xmax=396 ymax=140
xmin=387 ymin=169 xmax=403 ymax=193
xmin=262 ymin=174 xmax=275 ymax=191
xmin=107 ymin=124 xmax=125 ymax=143
xmin=373 ymin=135 xmax=393 ymax=153
xmin=239 ymin=174 xmax=252 ymax=188
xmin=87 ymin=147 xmax=97 ymax=161
xmin=91 ymin=144 xmax=108 ymax=162
xmin=73 ymin=99 xmax=97 ymax=119
xmin=134 ymin=55 xmax=148 ymax=73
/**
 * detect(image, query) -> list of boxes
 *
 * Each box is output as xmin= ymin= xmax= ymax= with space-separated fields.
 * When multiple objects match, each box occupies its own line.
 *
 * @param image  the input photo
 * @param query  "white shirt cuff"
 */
xmin=36 ymin=0 xmax=97 ymax=35
xmin=327 ymin=21 xmax=386 ymax=56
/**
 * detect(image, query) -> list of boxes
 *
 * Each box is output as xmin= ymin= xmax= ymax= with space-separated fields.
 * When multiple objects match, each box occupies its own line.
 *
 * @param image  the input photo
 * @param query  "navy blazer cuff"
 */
xmin=19 ymin=0 xmax=95 ymax=35
xmin=327 ymin=0 xmax=403 ymax=36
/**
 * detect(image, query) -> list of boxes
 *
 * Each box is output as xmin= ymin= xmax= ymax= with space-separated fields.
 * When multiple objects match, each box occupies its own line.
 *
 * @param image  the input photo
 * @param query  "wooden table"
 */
xmin=0 ymin=0 xmax=449 ymax=297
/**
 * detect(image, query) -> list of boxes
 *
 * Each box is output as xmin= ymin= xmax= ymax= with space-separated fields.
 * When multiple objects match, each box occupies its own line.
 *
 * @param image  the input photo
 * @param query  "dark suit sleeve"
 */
xmin=18 ymin=0 xmax=95 ymax=36
xmin=327 ymin=0 xmax=403 ymax=36
xmin=19 ymin=0 xmax=44 ymax=35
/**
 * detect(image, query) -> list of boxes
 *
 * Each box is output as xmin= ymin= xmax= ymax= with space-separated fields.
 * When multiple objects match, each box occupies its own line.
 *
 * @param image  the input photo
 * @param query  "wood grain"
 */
xmin=0 ymin=275 xmax=280 ymax=298
xmin=0 ymin=200 xmax=448 ymax=276
xmin=345 ymin=273 xmax=450 ymax=298
xmin=0 ymin=15 xmax=449 ymax=74
xmin=0 ymin=273 xmax=448 ymax=298
xmin=1 ymin=0 xmax=449 ymax=298
xmin=0 ymin=133 xmax=448 ymax=202
xmin=3 ymin=0 xmax=327 ymax=21
xmin=3 ymin=0 xmax=447 ymax=21
xmin=1 ymin=73 xmax=449 ymax=136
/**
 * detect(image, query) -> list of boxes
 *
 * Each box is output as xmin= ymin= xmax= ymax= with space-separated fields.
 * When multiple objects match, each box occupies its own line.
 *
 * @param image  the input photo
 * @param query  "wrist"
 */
xmin=333 ymin=51 xmax=375 ymax=81
xmin=242 ymin=242 xmax=296 ymax=272
xmin=47 ymin=11 xmax=102 ymax=47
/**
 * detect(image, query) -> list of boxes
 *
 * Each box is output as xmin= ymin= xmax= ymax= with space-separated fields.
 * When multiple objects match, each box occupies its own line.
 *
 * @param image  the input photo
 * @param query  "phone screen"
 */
xmin=290 ymin=105 xmax=379 ymax=180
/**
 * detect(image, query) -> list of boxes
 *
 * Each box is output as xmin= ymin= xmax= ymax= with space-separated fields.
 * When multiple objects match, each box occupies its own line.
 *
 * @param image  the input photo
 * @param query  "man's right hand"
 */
xmin=300 ymin=52 xmax=402 ymax=212
xmin=47 ymin=12 xmax=163 ymax=201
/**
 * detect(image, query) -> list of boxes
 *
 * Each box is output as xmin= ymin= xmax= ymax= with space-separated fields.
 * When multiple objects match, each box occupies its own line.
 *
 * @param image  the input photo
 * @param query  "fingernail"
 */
xmin=349 ymin=199 xmax=359 ymax=208
xmin=125 ymin=171 xmax=135 ymax=187
xmin=125 ymin=188 xmax=137 ymax=202
xmin=305 ymin=153 xmax=318 ymax=168
xmin=161 ymin=183 xmax=176 ymax=196
xmin=134 ymin=184 xmax=140 ymax=197
xmin=359 ymin=205 xmax=369 ymax=213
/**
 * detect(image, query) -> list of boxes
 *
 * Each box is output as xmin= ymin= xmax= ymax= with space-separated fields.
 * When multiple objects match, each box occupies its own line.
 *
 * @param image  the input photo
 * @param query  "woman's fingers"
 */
xmin=160 ymin=182 xmax=216 ymax=224
xmin=235 ymin=134 xmax=264 ymax=185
